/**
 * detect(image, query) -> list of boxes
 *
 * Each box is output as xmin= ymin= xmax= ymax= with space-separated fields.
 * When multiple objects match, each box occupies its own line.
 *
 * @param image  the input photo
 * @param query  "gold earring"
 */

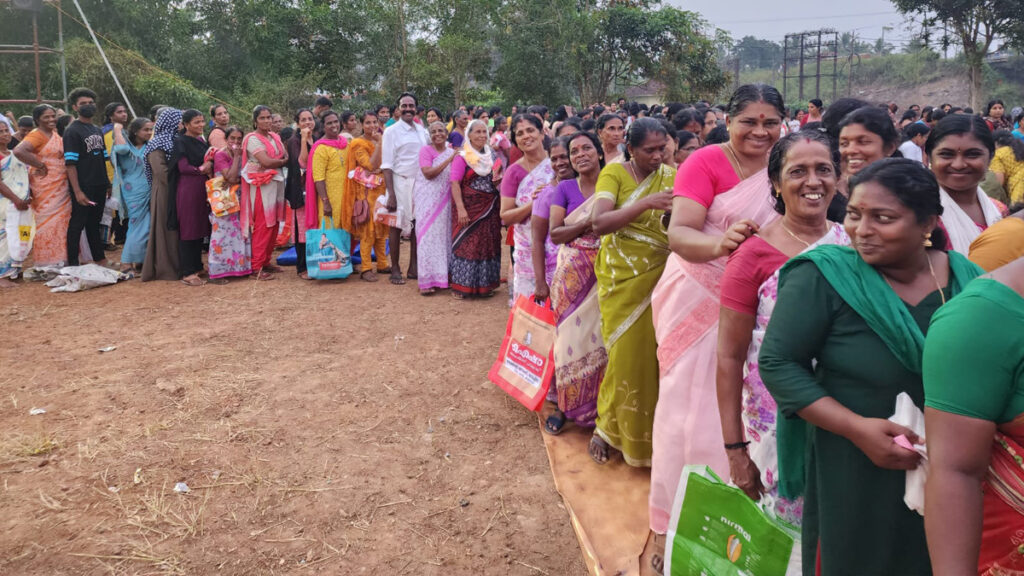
xmin=923 ymin=233 xmax=933 ymax=248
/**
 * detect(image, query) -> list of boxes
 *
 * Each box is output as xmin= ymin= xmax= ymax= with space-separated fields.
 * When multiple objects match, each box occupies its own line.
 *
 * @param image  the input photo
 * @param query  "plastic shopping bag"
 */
xmin=304 ymin=217 xmax=352 ymax=280
xmin=665 ymin=465 xmax=800 ymax=576
xmin=487 ymin=295 xmax=556 ymax=411
xmin=374 ymin=195 xmax=402 ymax=228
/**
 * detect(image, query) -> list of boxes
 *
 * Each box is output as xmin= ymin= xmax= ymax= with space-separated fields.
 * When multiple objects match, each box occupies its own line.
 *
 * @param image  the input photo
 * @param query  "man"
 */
xmin=64 ymin=87 xmax=110 ymax=266
xmin=12 ymin=116 xmax=32 ymax=148
xmin=312 ymin=96 xmax=333 ymax=120
xmin=381 ymin=92 xmax=428 ymax=285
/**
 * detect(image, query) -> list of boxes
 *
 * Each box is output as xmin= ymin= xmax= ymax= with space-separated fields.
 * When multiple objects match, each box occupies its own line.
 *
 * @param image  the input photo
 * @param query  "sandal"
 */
xmin=208 ymin=278 xmax=229 ymax=285
xmin=406 ymin=271 xmax=418 ymax=280
xmin=181 ymin=276 xmax=206 ymax=287
xmin=543 ymin=410 xmax=567 ymax=436
xmin=452 ymin=291 xmax=466 ymax=300
xmin=389 ymin=271 xmax=405 ymax=285
xmin=589 ymin=434 xmax=610 ymax=465
xmin=419 ymin=287 xmax=437 ymax=296
xmin=263 ymin=264 xmax=284 ymax=274
xmin=255 ymin=270 xmax=276 ymax=281
xmin=360 ymin=270 xmax=379 ymax=282
xmin=298 ymin=271 xmax=311 ymax=280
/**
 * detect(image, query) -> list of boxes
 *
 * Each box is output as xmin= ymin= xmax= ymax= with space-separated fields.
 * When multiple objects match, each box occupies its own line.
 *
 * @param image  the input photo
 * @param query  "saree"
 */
xmin=111 ymin=141 xmax=151 ymax=265
xmin=593 ymin=163 xmax=674 ymax=467
xmin=940 ymin=186 xmax=1002 ymax=254
xmin=208 ymin=149 xmax=251 ymax=279
xmin=345 ymin=137 xmax=389 ymax=273
xmin=0 ymin=151 xmax=33 ymax=278
xmin=648 ymin=169 xmax=780 ymax=534
xmin=415 ymin=145 xmax=455 ymax=290
xmin=27 ymin=130 xmax=70 ymax=267
xmin=512 ymin=158 xmax=556 ymax=302
xmin=740 ymin=225 xmax=849 ymax=527
xmin=980 ymin=417 xmax=1024 ymax=573
xmin=451 ymin=161 xmax=501 ymax=296
xmin=551 ymin=191 xmax=606 ymax=428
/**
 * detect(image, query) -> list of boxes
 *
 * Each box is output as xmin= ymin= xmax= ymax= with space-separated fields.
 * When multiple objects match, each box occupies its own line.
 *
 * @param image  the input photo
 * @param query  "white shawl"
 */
xmin=939 ymin=186 xmax=1002 ymax=254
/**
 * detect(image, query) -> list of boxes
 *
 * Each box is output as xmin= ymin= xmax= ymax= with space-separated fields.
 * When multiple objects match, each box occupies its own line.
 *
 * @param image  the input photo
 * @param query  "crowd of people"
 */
xmin=3 ymin=83 xmax=1024 ymax=575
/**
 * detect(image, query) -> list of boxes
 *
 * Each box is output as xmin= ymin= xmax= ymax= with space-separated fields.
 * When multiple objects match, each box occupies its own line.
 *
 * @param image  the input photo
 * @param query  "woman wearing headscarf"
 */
xmin=242 ymin=105 xmax=288 ymax=280
xmin=927 ymin=114 xmax=1002 ymax=253
xmin=170 ymin=108 xmax=212 ymax=286
xmin=760 ymin=158 xmax=983 ymax=575
xmin=141 ymin=107 xmax=182 ymax=281
xmin=414 ymin=121 xmax=456 ymax=294
xmin=110 ymin=116 xmax=154 ymax=274
xmin=13 ymin=104 xmax=69 ymax=268
xmin=450 ymin=119 xmax=502 ymax=298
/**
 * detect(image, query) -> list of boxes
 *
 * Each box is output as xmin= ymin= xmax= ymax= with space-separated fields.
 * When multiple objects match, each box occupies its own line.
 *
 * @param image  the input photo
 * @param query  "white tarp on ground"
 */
xmin=44 ymin=264 xmax=130 ymax=293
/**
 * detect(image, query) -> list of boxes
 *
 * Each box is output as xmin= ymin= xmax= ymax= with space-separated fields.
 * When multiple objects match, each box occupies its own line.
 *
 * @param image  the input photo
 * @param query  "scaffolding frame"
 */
xmin=0 ymin=0 xmax=68 ymax=106
xmin=782 ymin=29 xmax=839 ymax=105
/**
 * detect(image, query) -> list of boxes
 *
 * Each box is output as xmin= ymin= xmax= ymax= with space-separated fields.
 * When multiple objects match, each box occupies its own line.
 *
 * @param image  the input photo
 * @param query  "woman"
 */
xmin=13 ymin=104 xmax=69 ymax=268
xmin=716 ymin=132 xmax=848 ymax=528
xmin=285 ymin=108 xmax=316 ymax=279
xmin=450 ymin=119 xmax=502 ymax=298
xmin=340 ymin=111 xmax=360 ymax=141
xmin=596 ymin=113 xmax=625 ymax=164
xmin=672 ymin=109 xmax=704 ymax=142
xmin=110 ymin=117 xmax=154 ymax=274
xmin=242 ymin=105 xmax=288 ymax=280
xmin=304 ymin=110 xmax=347 ymax=252
xmin=207 ymin=127 xmax=252 ymax=282
xmin=588 ymin=118 xmax=675 ymax=466
xmin=700 ymin=107 xmax=718 ymax=142
xmin=970 ymin=207 xmax=1024 ymax=272
xmin=649 ymin=84 xmax=785 ymax=551
xmin=760 ymin=158 xmax=983 ymax=575
xmin=500 ymin=114 xmax=555 ymax=304
xmin=448 ymin=110 xmax=469 ymax=149
xmin=836 ymin=106 xmax=900 ymax=198
xmin=171 ymin=109 xmax=212 ymax=286
xmin=923 ymin=255 xmax=1024 ymax=575
xmin=141 ymin=107 xmax=182 ymax=281
xmin=425 ymin=107 xmax=443 ymax=126
xmin=345 ymin=111 xmax=389 ymax=282
xmin=489 ymin=115 xmax=511 ymax=172
xmin=984 ymin=99 xmax=1012 ymax=132
xmin=208 ymin=104 xmax=231 ymax=150
xmin=547 ymin=131 xmax=608 ymax=431
xmin=414 ymin=121 xmax=456 ymax=295
xmin=675 ymin=130 xmax=699 ymax=166
xmin=991 ymin=129 xmax=1024 ymax=204
xmin=927 ymin=114 xmax=1002 ymax=253
xmin=0 ymin=118 xmax=32 ymax=285
xmin=376 ymin=105 xmax=391 ymax=128
xmin=530 ymin=137 xmax=573 ymax=304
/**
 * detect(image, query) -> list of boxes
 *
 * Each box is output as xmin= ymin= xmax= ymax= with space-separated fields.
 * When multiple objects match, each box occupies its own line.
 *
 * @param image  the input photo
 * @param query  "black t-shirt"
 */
xmin=63 ymin=120 xmax=109 ymax=189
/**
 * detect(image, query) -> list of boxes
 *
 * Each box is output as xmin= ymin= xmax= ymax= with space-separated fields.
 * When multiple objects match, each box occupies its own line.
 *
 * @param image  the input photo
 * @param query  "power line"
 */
xmin=718 ymin=10 xmax=898 ymax=25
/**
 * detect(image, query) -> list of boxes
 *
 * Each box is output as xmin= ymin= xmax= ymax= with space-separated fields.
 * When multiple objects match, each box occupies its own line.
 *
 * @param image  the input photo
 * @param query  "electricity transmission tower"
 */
xmin=782 ymin=29 xmax=839 ymax=104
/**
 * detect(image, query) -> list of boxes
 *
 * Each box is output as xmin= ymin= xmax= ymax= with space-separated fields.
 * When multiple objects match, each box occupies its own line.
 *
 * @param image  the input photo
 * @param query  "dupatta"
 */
xmin=940 ymin=186 xmax=1002 ymax=254
xmin=240 ymin=131 xmax=286 ymax=235
xmin=303 ymin=136 xmax=348 ymax=229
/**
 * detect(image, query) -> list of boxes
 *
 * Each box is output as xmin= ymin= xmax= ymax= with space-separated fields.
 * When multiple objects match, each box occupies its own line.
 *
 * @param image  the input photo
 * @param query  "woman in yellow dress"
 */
xmin=345 ymin=112 xmax=390 ymax=281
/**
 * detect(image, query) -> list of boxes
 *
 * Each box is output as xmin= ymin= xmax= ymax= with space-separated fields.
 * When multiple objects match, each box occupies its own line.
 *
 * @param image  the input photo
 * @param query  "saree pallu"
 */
xmin=345 ymin=139 xmax=389 ymax=273
xmin=451 ymin=170 xmax=501 ymax=296
xmin=649 ymin=169 xmax=780 ymax=534
xmin=980 ymin=416 xmax=1024 ymax=574
xmin=594 ymin=165 xmax=672 ymax=467
xmin=551 ymin=193 xmax=605 ymax=428
xmin=415 ymin=147 xmax=455 ymax=290
xmin=28 ymin=131 xmax=70 ymax=267
xmin=512 ymin=159 xmax=555 ymax=302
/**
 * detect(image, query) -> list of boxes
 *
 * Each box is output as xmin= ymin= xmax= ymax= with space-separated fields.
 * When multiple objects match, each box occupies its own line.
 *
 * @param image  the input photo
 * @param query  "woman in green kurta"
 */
xmin=588 ymin=118 xmax=675 ymax=466
xmin=759 ymin=158 xmax=984 ymax=575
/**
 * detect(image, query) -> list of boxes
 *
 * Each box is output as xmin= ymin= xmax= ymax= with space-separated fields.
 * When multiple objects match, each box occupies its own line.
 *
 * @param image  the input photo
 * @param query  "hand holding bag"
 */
xmin=487 ymin=295 xmax=557 ymax=411
xmin=205 ymin=176 xmax=241 ymax=218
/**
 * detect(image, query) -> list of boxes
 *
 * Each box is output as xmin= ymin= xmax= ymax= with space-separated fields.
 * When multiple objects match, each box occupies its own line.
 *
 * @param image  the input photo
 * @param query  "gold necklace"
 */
xmin=780 ymin=220 xmax=826 ymax=248
xmin=723 ymin=143 xmax=746 ymax=180
xmin=882 ymin=253 xmax=947 ymax=305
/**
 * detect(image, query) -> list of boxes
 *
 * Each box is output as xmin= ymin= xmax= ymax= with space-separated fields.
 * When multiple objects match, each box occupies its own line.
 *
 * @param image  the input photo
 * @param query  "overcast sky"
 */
xmin=669 ymin=0 xmax=914 ymax=47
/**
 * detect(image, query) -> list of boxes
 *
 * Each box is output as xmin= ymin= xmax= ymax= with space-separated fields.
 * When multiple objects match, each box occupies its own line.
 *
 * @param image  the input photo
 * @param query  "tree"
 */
xmin=494 ymin=0 xmax=577 ymax=107
xmin=892 ymin=0 xmax=1018 ymax=109
xmin=733 ymin=36 xmax=782 ymax=70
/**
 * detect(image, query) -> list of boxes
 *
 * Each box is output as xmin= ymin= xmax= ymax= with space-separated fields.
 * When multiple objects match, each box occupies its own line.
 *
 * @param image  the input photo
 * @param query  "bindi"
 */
xmin=759 ymin=113 xmax=765 ymax=119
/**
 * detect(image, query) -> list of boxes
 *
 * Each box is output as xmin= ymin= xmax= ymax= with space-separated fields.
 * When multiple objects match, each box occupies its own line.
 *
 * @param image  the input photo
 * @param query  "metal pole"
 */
xmin=58 ymin=0 xmax=67 ymax=104
xmin=70 ymin=0 xmax=134 ymax=117
xmin=782 ymin=35 xmax=789 ymax=103
xmin=798 ymin=34 xmax=805 ymax=102
xmin=815 ymin=31 xmax=822 ymax=100
xmin=32 ymin=13 xmax=42 ymax=103
xmin=832 ymin=33 xmax=838 ymax=102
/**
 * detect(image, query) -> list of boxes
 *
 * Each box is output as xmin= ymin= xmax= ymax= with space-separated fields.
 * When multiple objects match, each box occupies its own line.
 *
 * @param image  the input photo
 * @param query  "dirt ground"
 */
xmin=0 ymin=244 xmax=589 ymax=576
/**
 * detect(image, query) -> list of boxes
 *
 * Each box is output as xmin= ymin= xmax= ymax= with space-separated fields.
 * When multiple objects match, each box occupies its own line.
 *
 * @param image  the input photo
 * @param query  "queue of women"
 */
xmin=3 ymin=84 xmax=1024 ymax=574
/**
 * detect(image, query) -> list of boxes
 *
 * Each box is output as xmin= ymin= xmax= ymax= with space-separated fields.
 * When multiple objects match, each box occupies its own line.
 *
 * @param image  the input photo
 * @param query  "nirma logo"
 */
xmin=721 ymin=517 xmax=751 ymax=542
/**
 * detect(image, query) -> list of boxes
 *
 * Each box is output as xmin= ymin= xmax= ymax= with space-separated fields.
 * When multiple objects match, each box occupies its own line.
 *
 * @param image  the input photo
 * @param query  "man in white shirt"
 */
xmin=898 ymin=122 xmax=931 ymax=165
xmin=381 ymin=92 xmax=429 ymax=285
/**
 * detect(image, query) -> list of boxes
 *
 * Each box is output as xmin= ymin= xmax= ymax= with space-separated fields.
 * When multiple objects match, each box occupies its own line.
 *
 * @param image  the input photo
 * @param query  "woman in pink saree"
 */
xmin=648 ymin=84 xmax=787 ymax=571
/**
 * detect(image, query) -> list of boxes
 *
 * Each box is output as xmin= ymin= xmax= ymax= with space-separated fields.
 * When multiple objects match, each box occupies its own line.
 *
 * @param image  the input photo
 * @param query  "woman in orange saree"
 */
xmin=14 ymin=105 xmax=69 ymax=267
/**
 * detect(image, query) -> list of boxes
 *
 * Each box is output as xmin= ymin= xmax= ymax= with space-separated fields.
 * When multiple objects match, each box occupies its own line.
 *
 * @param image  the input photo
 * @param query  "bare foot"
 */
xmin=589 ymin=434 xmax=611 ymax=464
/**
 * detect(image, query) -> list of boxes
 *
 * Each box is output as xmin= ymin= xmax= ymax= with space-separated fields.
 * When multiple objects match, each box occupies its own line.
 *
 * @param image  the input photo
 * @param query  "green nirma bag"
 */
xmin=665 ymin=465 xmax=800 ymax=576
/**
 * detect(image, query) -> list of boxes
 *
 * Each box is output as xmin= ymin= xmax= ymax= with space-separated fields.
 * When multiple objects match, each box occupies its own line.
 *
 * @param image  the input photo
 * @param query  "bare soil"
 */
xmin=0 ymin=246 xmax=588 ymax=576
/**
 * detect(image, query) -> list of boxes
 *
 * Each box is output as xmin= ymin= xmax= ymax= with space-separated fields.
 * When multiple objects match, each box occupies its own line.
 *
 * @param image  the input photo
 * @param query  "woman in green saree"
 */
xmin=588 ymin=118 xmax=675 ymax=466
xmin=759 ymin=158 xmax=984 ymax=575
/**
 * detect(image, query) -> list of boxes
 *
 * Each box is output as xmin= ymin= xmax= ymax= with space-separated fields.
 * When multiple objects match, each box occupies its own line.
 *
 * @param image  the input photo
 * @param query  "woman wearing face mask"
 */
xmin=206 ymin=127 xmax=252 ymax=283
xmin=13 ymin=104 xmax=69 ymax=268
xmin=140 ymin=108 xmax=182 ymax=281
xmin=110 ymin=116 xmax=155 ymax=274
xmin=170 ymin=109 xmax=213 ymax=286
xmin=285 ymin=108 xmax=316 ymax=279
xmin=760 ymin=158 xmax=983 ymax=575
xmin=242 ymin=105 xmax=289 ymax=280
xmin=649 ymin=85 xmax=786 ymax=566
xmin=588 ymin=118 xmax=675 ymax=466
xmin=546 ymin=131 xmax=608 ymax=432
xmin=927 ymin=114 xmax=1002 ymax=254
xmin=414 ymin=121 xmax=456 ymax=295
xmin=500 ymin=114 xmax=555 ymax=305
